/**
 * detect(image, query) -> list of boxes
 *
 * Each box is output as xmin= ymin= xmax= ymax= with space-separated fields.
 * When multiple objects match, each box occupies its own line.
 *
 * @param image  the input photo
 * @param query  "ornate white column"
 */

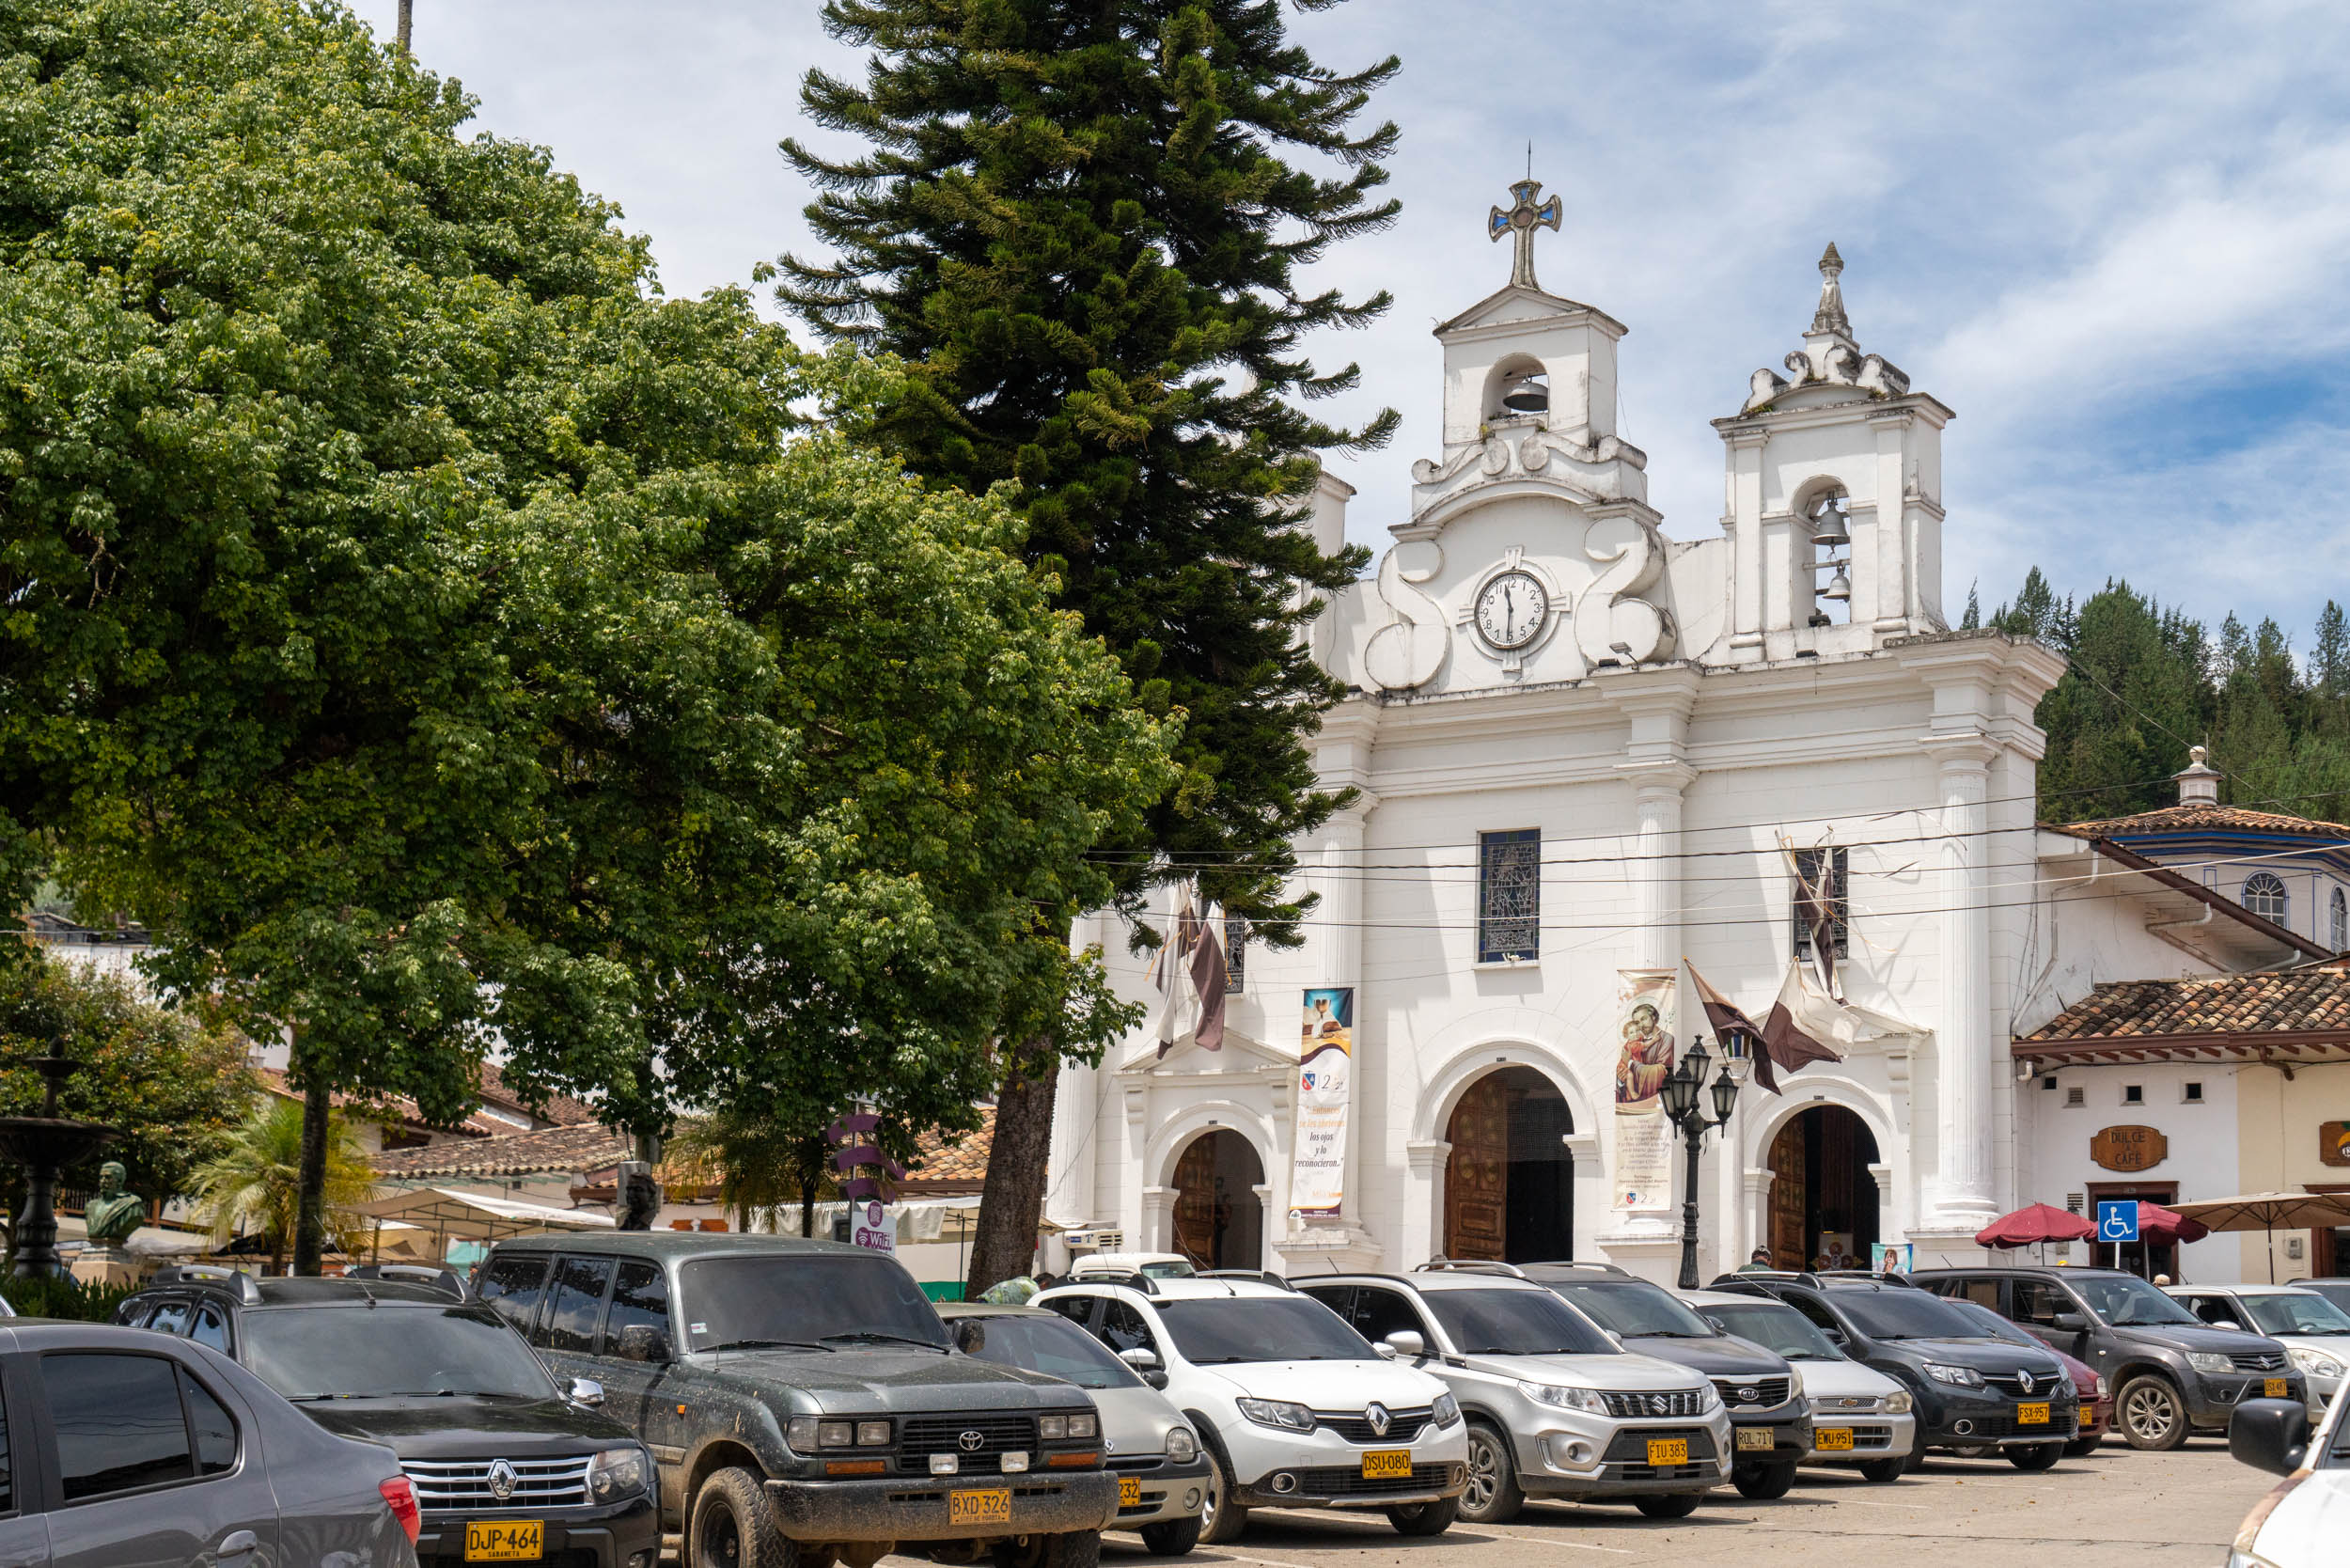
xmin=1925 ymin=734 xmax=1999 ymax=1226
xmin=1140 ymin=1185 xmax=1177 ymax=1254
xmin=1402 ymin=1139 xmax=1451 ymax=1267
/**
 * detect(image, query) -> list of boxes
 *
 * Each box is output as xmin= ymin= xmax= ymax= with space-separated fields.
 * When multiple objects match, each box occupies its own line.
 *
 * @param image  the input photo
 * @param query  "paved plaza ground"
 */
xmin=1086 ymin=1437 xmax=2264 ymax=1568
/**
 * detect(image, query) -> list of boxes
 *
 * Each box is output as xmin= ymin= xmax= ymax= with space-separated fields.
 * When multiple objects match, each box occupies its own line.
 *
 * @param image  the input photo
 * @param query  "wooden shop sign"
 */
xmin=2319 ymin=1121 xmax=2350 ymax=1168
xmin=2091 ymin=1124 xmax=2169 ymax=1173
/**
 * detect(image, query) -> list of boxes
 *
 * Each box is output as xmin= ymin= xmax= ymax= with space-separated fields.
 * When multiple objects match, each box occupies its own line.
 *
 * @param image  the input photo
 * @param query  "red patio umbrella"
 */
xmin=2130 ymin=1201 xmax=2211 ymax=1245
xmin=1975 ymin=1203 xmax=2096 ymax=1248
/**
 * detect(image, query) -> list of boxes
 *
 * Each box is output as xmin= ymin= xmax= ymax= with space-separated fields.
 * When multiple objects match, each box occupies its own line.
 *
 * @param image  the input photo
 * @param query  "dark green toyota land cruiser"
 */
xmin=476 ymin=1233 xmax=1117 ymax=1568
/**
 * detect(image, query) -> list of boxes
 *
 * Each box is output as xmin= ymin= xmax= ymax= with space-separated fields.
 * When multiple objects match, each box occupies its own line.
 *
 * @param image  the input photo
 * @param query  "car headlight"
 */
xmin=2187 ymin=1352 xmax=2235 ymax=1375
xmin=1885 ymin=1389 xmax=1913 ymax=1415
xmin=787 ymin=1417 xmax=874 ymax=1450
xmin=1236 ymin=1397 xmax=1316 ymax=1433
xmin=2056 ymin=1377 xmax=2076 ymax=1400
xmin=1697 ymin=1380 xmax=1721 ymax=1412
xmin=1432 ymin=1392 xmax=1462 ymax=1428
xmin=1785 ymin=1367 xmax=1805 ymax=1401
xmin=1167 ymin=1426 xmax=1198 ymax=1464
xmin=1517 ymin=1380 xmax=1609 ymax=1415
xmin=1923 ymin=1362 xmax=1983 ymax=1388
xmin=588 ymin=1446 xmax=650 ymax=1498
xmin=1070 ymin=1411 xmax=1098 ymax=1439
xmin=2292 ymin=1347 xmax=2343 ymax=1379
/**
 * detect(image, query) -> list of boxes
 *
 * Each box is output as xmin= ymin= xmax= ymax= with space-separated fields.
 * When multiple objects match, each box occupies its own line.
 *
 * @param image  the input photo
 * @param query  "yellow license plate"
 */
xmin=1360 ymin=1450 xmax=1412 ymax=1479
xmin=2266 ymin=1378 xmax=2289 ymax=1399
xmin=1119 ymin=1476 xmax=1141 ymax=1507
xmin=1816 ymin=1427 xmax=1855 ymax=1450
xmin=1645 ymin=1438 xmax=1689 ymax=1466
xmin=1736 ymin=1426 xmax=1776 ymax=1450
xmin=2017 ymin=1403 xmax=2050 ymax=1425
xmin=464 ymin=1522 xmax=543 ymax=1563
xmin=950 ymin=1489 xmax=1012 ymax=1527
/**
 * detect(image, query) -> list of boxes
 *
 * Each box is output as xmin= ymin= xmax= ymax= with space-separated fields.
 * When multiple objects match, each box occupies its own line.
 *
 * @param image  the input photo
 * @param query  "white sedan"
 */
xmin=2226 ymin=1390 xmax=2350 ymax=1567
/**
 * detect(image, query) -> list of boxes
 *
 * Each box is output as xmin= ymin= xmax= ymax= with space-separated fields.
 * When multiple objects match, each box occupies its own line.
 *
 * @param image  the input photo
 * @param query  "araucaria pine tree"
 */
xmin=778 ymin=0 xmax=1402 ymax=1291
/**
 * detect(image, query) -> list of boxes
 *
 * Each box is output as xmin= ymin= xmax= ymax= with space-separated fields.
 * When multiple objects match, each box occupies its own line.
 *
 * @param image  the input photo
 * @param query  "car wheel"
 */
xmin=1137 ymin=1517 xmax=1200 ymax=1557
xmin=1457 ymin=1421 xmax=1526 ymax=1525
xmin=2007 ymin=1443 xmax=2061 ymax=1472
xmin=993 ymin=1532 xmax=1099 ymax=1568
xmin=693 ymin=1466 xmax=797 ymax=1568
xmin=1731 ymin=1460 xmax=1796 ymax=1500
xmin=2062 ymin=1435 xmax=2101 ymax=1458
xmin=1858 ymin=1457 xmax=1907 ymax=1483
xmin=1634 ymin=1493 xmax=1702 ymax=1519
xmin=1197 ymin=1448 xmax=1246 ymax=1545
xmin=1386 ymin=1497 xmax=1458 ymax=1537
xmin=2117 ymin=1374 xmax=2188 ymax=1451
xmin=1947 ymin=1445 xmax=1993 ymax=1459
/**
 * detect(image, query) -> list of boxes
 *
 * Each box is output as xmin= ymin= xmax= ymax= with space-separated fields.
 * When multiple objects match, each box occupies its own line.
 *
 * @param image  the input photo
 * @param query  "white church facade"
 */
xmin=1042 ymin=185 xmax=2307 ymax=1284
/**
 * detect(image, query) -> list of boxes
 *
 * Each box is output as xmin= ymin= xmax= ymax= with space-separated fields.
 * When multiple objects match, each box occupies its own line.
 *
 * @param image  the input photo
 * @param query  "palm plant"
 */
xmin=189 ymin=1099 xmax=376 ymax=1270
xmin=667 ymin=1108 xmax=834 ymax=1237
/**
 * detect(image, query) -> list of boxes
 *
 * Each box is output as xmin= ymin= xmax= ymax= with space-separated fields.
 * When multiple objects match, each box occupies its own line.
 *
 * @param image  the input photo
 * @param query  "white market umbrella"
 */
xmin=2169 ymin=1192 xmax=2350 ymax=1281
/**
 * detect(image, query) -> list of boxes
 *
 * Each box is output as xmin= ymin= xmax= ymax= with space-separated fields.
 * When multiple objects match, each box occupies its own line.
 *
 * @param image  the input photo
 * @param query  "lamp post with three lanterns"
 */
xmin=1657 ymin=1032 xmax=1753 ymax=1290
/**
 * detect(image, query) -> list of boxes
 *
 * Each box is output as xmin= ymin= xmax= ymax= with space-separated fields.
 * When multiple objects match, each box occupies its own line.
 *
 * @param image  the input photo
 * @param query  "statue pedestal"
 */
xmin=69 ymin=1245 xmax=137 ymax=1287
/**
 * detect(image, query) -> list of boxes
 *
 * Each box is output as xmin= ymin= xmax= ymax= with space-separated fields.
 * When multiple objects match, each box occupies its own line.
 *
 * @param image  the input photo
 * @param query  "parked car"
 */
xmin=1296 ymin=1266 xmax=1731 ymax=1522
xmin=0 ymin=1318 xmax=421 ymax=1567
xmin=939 ymin=1302 xmax=1211 ymax=1555
xmin=1516 ymin=1262 xmax=1810 ymax=1499
xmin=1069 ymin=1253 xmax=1198 ymax=1280
xmin=477 ymin=1233 xmax=1118 ymax=1568
xmin=2228 ymin=1389 xmax=2350 ymax=1568
xmin=2289 ymin=1278 xmax=2350 ymax=1316
xmin=1718 ymin=1275 xmax=2077 ymax=1469
xmin=1914 ymin=1264 xmax=2302 ymax=1450
xmin=1034 ymin=1272 xmax=1467 ymax=1543
xmin=1939 ymin=1296 xmax=2111 ymax=1456
xmin=119 ymin=1262 xmax=660 ymax=1568
xmin=2167 ymin=1283 xmax=2350 ymax=1422
xmin=1679 ymin=1288 xmax=1916 ymax=1482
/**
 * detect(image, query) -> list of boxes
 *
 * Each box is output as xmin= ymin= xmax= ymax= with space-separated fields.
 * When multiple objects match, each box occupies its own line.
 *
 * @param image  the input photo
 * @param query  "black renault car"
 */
xmin=1716 ymin=1274 xmax=2078 ymax=1469
xmin=1518 ymin=1262 xmax=1811 ymax=1498
xmin=119 ymin=1263 xmax=660 ymax=1568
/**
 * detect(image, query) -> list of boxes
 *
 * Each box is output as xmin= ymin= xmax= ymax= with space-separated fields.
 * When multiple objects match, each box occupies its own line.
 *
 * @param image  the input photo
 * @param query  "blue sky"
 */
xmin=349 ymin=0 xmax=2350 ymax=646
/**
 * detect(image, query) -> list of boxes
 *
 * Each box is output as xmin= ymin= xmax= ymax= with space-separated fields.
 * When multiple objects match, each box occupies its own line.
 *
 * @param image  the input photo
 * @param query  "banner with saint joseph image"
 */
xmin=1612 ymin=971 xmax=1677 ymax=1215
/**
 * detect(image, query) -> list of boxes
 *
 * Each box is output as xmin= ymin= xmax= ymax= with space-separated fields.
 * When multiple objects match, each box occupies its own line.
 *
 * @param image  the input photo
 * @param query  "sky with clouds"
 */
xmin=349 ymin=0 xmax=2350 ymax=647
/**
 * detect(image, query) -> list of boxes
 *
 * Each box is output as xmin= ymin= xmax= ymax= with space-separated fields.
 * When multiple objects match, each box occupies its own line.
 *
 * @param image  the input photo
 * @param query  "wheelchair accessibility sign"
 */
xmin=2096 ymin=1200 xmax=2140 ymax=1242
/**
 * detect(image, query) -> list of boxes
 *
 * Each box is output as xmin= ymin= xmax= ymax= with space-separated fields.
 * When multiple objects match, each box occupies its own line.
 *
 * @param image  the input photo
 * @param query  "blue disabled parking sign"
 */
xmin=2096 ymin=1200 xmax=2140 ymax=1242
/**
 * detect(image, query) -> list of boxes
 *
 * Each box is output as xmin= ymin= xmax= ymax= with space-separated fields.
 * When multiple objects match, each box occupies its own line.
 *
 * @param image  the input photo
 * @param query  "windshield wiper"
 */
xmin=822 ymin=1331 xmax=948 ymax=1353
xmin=1627 ymin=1329 xmax=1707 ymax=1339
xmin=706 ymin=1338 xmax=836 ymax=1354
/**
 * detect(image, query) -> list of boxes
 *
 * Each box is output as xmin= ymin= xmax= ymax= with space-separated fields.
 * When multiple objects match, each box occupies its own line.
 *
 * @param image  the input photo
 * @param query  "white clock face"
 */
xmin=1475 ymin=570 xmax=1550 ymax=650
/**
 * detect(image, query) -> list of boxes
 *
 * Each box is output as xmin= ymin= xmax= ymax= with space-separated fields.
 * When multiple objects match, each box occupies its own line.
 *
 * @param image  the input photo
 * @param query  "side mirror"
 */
xmin=2049 ymin=1313 xmax=2088 ymax=1333
xmin=2230 ymin=1399 xmax=2310 ymax=1477
xmin=1144 ymin=1370 xmax=1169 ymax=1390
xmin=567 ymin=1377 xmax=606 ymax=1408
xmin=2214 ymin=1319 xmax=2245 ymax=1333
xmin=1384 ymin=1330 xmax=1426 ymax=1359
xmin=1118 ymin=1345 xmax=1161 ymax=1372
xmin=954 ymin=1320 xmax=988 ymax=1356
xmin=617 ymin=1324 xmax=673 ymax=1364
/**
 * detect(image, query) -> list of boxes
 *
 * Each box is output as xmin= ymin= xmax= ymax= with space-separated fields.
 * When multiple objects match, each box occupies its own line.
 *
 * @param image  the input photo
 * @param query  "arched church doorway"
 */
xmin=1765 ymin=1105 xmax=1881 ymax=1269
xmin=1169 ymin=1130 xmax=1263 ymax=1270
xmin=1442 ymin=1067 xmax=1574 ymax=1262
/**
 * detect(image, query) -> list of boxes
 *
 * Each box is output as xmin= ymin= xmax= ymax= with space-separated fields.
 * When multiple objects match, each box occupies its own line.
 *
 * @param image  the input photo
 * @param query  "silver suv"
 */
xmin=1300 ymin=1266 xmax=1731 ymax=1522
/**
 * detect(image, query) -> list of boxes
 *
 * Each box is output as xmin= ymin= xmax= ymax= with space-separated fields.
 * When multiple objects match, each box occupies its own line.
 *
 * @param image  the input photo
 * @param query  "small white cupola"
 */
xmin=2175 ymin=745 xmax=2222 ymax=805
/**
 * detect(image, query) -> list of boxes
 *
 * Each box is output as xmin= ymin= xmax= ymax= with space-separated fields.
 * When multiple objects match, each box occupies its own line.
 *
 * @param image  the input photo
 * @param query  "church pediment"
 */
xmin=1435 ymin=283 xmax=1622 ymax=339
xmin=1118 ymin=1026 xmax=1295 ymax=1077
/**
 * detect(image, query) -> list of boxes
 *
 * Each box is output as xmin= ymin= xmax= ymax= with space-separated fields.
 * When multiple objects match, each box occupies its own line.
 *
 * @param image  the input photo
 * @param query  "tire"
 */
xmin=1457 ymin=1421 xmax=1526 ymax=1525
xmin=2063 ymin=1435 xmax=2101 ymax=1458
xmin=1197 ymin=1448 xmax=1246 ymax=1545
xmin=2116 ymin=1374 xmax=2188 ymax=1451
xmin=1731 ymin=1460 xmax=1796 ymax=1500
xmin=1137 ymin=1517 xmax=1200 ymax=1557
xmin=2007 ymin=1443 xmax=2061 ymax=1472
xmin=1634 ymin=1493 xmax=1701 ymax=1519
xmin=993 ymin=1533 xmax=1099 ymax=1568
xmin=1386 ymin=1497 xmax=1458 ymax=1537
xmin=1858 ymin=1457 xmax=1907 ymax=1483
xmin=1947 ymin=1445 xmax=1993 ymax=1460
xmin=693 ymin=1466 xmax=798 ymax=1568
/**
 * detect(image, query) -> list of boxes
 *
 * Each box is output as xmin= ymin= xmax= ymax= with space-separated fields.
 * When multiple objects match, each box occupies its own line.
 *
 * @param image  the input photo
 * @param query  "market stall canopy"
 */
xmin=358 ymin=1187 xmax=617 ymax=1242
xmin=2169 ymin=1191 xmax=2350 ymax=1232
xmin=1976 ymin=1202 xmax=2097 ymax=1248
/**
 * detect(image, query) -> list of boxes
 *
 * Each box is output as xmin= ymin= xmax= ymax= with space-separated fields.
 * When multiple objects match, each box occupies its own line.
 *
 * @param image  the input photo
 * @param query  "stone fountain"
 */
xmin=0 ymin=1052 xmax=119 ymax=1278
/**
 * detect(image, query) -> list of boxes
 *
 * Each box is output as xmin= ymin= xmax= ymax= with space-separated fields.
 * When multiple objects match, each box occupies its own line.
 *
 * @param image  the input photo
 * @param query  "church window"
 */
xmin=2242 ymin=872 xmax=2288 ymax=922
xmin=1223 ymin=915 xmax=1246 ymax=995
xmin=1477 ymin=829 xmax=1541 ymax=964
xmin=2331 ymin=887 xmax=2346 ymax=951
xmin=1792 ymin=846 xmax=1849 ymax=961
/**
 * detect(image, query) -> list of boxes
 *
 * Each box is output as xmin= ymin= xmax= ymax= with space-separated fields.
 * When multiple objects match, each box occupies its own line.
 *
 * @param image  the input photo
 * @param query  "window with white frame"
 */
xmin=2243 ymin=871 xmax=2289 ymax=922
xmin=1477 ymin=829 xmax=1541 ymax=964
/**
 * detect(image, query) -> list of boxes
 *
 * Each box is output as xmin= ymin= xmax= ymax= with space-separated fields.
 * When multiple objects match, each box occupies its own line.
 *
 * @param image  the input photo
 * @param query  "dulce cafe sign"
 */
xmin=2091 ymin=1124 xmax=2170 ymax=1173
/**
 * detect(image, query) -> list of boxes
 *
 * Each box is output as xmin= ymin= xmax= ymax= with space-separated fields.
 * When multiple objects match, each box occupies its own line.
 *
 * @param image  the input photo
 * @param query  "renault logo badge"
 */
xmin=1367 ymin=1403 xmax=1391 ymax=1437
xmin=2018 ymin=1372 xmax=2034 ymax=1395
xmin=487 ymin=1459 xmax=517 ymax=1502
xmin=959 ymin=1430 xmax=986 ymax=1452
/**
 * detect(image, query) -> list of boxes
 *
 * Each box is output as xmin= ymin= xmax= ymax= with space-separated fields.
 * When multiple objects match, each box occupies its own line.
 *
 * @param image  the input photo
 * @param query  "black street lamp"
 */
xmin=1658 ymin=1032 xmax=1752 ymax=1290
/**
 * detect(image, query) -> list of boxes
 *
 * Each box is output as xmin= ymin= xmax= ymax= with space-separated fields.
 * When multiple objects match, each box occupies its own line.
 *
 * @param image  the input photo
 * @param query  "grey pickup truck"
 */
xmin=475 ymin=1233 xmax=1118 ymax=1568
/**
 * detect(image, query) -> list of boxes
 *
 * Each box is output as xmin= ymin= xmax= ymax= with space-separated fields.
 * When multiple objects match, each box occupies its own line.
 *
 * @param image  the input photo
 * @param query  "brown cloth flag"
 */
xmin=1688 ymin=964 xmax=1842 ymax=1095
xmin=1189 ymin=912 xmax=1229 ymax=1053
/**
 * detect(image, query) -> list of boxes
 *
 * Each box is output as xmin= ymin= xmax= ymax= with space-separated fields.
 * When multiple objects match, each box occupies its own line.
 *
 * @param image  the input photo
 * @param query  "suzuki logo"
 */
xmin=2018 ymin=1372 xmax=2034 ymax=1395
xmin=487 ymin=1459 xmax=517 ymax=1502
xmin=959 ymin=1430 xmax=986 ymax=1452
xmin=1366 ymin=1403 xmax=1391 ymax=1437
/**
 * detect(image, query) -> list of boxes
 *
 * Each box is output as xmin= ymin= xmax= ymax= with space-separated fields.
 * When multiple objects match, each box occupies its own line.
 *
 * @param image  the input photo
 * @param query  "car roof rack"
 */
xmin=144 ymin=1264 xmax=263 ymax=1304
xmin=1512 ymin=1259 xmax=1634 ymax=1278
xmin=1071 ymin=1269 xmax=1157 ymax=1295
xmin=345 ymin=1263 xmax=468 ymax=1299
xmin=1198 ymin=1269 xmax=1293 ymax=1291
xmin=1815 ymin=1268 xmax=1915 ymax=1288
xmin=1710 ymin=1269 xmax=1825 ymax=1289
xmin=1412 ymin=1258 xmax=1528 ymax=1278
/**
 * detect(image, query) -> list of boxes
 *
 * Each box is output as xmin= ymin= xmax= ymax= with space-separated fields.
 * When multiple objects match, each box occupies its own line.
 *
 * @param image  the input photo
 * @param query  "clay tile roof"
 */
xmin=369 ymin=1121 xmax=631 ymax=1180
xmin=2019 ymin=959 xmax=2350 ymax=1043
xmin=476 ymin=1062 xmax=601 ymax=1127
xmin=257 ymin=1066 xmax=502 ymax=1137
xmin=2049 ymin=803 xmax=2350 ymax=841
xmin=903 ymin=1105 xmax=994 ymax=1190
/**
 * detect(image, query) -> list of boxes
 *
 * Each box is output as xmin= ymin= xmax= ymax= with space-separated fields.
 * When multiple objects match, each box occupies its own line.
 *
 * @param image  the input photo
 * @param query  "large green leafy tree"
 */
xmin=777 ymin=0 xmax=1401 ymax=1290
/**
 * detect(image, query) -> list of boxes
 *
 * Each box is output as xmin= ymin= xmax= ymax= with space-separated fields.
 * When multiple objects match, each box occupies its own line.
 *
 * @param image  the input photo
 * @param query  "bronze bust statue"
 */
xmin=83 ymin=1161 xmax=143 ymax=1244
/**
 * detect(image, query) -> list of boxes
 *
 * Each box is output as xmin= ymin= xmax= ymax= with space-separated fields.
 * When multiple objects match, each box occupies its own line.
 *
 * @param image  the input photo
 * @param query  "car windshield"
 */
xmin=960 ymin=1314 xmax=1142 ymax=1389
xmin=243 ymin=1307 xmax=556 ymax=1402
xmin=1540 ymin=1280 xmax=1716 ymax=1339
xmin=2071 ymin=1275 xmax=2199 ymax=1328
xmin=1704 ymin=1301 xmax=1844 ymax=1361
xmin=2239 ymin=1294 xmax=2350 ymax=1337
xmin=681 ymin=1255 xmax=950 ymax=1352
xmin=1422 ymin=1290 xmax=1617 ymax=1356
xmin=1830 ymin=1289 xmax=1987 ymax=1341
xmin=1944 ymin=1299 xmax=2037 ymax=1348
xmin=1154 ymin=1297 xmax=1375 ymax=1364
xmin=2297 ymin=1280 xmax=2350 ymax=1316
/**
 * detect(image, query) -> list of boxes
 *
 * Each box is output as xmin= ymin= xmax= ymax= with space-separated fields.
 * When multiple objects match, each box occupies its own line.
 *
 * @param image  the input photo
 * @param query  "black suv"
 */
xmin=1915 ymin=1265 xmax=2302 ymax=1450
xmin=476 ymin=1233 xmax=1118 ymax=1568
xmin=1517 ymin=1263 xmax=1811 ymax=1498
xmin=1716 ymin=1274 xmax=2077 ymax=1469
xmin=119 ymin=1262 xmax=659 ymax=1568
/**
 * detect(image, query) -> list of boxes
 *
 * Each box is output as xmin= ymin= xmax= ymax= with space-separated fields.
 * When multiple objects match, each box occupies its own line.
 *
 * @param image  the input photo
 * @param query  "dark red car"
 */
xmin=1945 ymin=1298 xmax=2109 ymax=1454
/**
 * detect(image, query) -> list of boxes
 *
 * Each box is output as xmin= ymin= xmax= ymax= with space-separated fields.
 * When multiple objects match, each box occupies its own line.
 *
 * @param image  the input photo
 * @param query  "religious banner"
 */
xmin=1612 ymin=970 xmax=1678 ymax=1213
xmin=1292 ymin=988 xmax=1354 ymax=1215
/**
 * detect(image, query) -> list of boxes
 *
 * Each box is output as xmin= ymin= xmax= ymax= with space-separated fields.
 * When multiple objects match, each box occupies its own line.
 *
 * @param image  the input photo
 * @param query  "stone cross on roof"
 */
xmin=1488 ymin=179 xmax=1563 ymax=291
